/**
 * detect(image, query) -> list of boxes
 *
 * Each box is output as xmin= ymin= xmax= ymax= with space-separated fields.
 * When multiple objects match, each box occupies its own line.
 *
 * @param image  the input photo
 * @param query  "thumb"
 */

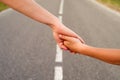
xmin=64 ymin=41 xmax=70 ymax=46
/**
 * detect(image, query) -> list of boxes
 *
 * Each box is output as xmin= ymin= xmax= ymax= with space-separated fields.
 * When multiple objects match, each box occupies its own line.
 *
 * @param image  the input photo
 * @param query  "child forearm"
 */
xmin=80 ymin=45 xmax=120 ymax=65
xmin=0 ymin=0 xmax=60 ymax=28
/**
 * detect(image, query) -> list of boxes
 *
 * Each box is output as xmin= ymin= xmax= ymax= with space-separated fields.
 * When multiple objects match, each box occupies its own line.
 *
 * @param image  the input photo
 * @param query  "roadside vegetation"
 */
xmin=0 ymin=2 xmax=9 ymax=12
xmin=97 ymin=0 xmax=120 ymax=12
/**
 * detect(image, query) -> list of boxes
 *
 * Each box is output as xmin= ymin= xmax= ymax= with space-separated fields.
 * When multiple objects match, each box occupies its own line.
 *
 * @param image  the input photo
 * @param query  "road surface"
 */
xmin=0 ymin=0 xmax=120 ymax=80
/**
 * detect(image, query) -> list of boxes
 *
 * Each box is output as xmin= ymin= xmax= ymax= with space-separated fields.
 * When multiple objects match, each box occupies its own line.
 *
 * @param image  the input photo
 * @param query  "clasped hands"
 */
xmin=52 ymin=23 xmax=85 ymax=53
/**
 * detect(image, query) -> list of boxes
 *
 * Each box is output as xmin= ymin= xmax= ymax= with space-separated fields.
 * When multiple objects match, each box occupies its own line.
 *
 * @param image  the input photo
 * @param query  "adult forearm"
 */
xmin=0 ymin=0 xmax=60 ymax=28
xmin=80 ymin=45 xmax=120 ymax=65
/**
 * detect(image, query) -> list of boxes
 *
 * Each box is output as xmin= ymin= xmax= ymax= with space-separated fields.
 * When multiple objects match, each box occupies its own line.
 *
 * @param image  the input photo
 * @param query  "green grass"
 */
xmin=98 ymin=0 xmax=120 ymax=12
xmin=0 ymin=2 xmax=9 ymax=12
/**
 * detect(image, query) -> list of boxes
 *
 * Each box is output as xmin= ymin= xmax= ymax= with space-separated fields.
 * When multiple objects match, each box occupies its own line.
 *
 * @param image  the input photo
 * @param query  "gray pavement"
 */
xmin=63 ymin=0 xmax=120 ymax=80
xmin=0 ymin=0 xmax=58 ymax=80
xmin=0 ymin=0 xmax=120 ymax=80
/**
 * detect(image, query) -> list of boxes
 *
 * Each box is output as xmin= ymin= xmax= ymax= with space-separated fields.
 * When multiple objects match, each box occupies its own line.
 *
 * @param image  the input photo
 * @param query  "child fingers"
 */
xmin=60 ymin=42 xmax=68 ymax=50
xmin=59 ymin=35 xmax=72 ymax=41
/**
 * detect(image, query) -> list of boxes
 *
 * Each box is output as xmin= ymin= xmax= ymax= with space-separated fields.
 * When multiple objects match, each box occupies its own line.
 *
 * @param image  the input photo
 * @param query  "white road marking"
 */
xmin=55 ymin=45 xmax=63 ymax=62
xmin=54 ymin=66 xmax=63 ymax=80
xmin=59 ymin=0 xmax=64 ymax=14
xmin=58 ymin=15 xmax=62 ymax=23
xmin=54 ymin=0 xmax=64 ymax=80
xmin=55 ymin=12 xmax=63 ymax=63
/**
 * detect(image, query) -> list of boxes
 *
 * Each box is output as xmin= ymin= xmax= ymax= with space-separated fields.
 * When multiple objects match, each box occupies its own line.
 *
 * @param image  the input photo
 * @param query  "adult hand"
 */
xmin=52 ymin=23 xmax=85 ymax=50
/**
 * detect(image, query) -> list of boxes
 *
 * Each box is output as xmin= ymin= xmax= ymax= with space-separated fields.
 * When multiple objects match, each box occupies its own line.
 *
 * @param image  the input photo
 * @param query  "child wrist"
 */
xmin=79 ymin=44 xmax=89 ymax=53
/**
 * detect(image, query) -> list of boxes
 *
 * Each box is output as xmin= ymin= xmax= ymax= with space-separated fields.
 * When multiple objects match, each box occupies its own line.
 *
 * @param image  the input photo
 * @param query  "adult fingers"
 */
xmin=53 ymin=32 xmax=67 ymax=50
xmin=77 ymin=36 xmax=85 ymax=44
xmin=59 ymin=35 xmax=73 ymax=41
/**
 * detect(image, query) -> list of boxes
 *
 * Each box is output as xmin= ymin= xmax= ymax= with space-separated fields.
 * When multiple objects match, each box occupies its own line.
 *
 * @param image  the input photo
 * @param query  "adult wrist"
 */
xmin=47 ymin=19 xmax=62 ymax=29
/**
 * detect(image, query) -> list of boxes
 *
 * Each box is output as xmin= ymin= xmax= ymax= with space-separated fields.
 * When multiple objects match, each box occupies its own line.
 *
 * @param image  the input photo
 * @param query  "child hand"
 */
xmin=59 ymin=35 xmax=85 ymax=53
xmin=52 ymin=23 xmax=85 ymax=50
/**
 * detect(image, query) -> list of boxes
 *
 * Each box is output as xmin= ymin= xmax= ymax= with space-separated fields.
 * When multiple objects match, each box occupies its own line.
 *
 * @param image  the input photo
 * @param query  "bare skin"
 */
xmin=0 ymin=0 xmax=84 ymax=49
xmin=60 ymin=35 xmax=120 ymax=65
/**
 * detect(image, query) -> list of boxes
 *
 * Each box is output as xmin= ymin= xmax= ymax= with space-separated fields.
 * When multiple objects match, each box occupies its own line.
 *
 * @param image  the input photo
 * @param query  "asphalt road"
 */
xmin=0 ymin=0 xmax=120 ymax=80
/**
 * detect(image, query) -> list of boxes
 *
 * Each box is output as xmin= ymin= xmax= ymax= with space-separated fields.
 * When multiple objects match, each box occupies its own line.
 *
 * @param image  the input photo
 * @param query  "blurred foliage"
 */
xmin=98 ymin=0 xmax=120 ymax=11
xmin=0 ymin=2 xmax=9 ymax=12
